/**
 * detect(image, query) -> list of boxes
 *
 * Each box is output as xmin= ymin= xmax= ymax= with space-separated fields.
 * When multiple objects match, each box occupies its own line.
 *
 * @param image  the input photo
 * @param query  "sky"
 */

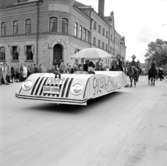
xmin=77 ymin=0 xmax=167 ymax=62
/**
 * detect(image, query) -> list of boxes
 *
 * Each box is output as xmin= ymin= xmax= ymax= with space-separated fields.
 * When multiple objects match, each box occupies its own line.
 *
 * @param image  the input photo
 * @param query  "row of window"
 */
xmin=0 ymin=17 xmax=69 ymax=36
xmin=1 ymin=18 xmax=114 ymax=42
xmin=93 ymin=21 xmax=110 ymax=38
xmin=0 ymin=45 xmax=34 ymax=62
xmin=49 ymin=17 xmax=68 ymax=34
xmin=1 ymin=19 xmax=31 ymax=36
xmin=93 ymin=37 xmax=113 ymax=53
xmin=74 ymin=22 xmax=90 ymax=42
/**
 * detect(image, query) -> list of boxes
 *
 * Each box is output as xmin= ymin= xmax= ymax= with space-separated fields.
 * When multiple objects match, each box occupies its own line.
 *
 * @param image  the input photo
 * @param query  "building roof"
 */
xmin=74 ymin=1 xmax=88 ymax=8
xmin=0 ymin=0 xmax=40 ymax=9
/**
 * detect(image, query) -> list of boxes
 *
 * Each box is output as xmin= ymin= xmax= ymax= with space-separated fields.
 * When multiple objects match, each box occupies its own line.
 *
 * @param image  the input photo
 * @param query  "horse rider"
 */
xmin=130 ymin=55 xmax=140 ymax=81
xmin=158 ymin=67 xmax=164 ymax=81
xmin=148 ymin=61 xmax=157 ymax=86
xmin=130 ymin=55 xmax=137 ymax=67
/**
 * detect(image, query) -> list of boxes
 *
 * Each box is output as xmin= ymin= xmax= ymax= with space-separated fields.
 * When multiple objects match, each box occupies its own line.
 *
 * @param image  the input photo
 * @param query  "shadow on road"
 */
xmin=25 ymin=91 xmax=123 ymax=114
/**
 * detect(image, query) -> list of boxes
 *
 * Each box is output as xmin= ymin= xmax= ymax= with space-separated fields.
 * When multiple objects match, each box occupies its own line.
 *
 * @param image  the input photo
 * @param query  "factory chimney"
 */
xmin=98 ymin=0 xmax=105 ymax=17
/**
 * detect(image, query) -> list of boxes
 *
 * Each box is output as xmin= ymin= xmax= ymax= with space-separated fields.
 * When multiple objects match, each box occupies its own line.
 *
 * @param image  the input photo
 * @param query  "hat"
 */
xmin=132 ymin=55 xmax=136 ymax=59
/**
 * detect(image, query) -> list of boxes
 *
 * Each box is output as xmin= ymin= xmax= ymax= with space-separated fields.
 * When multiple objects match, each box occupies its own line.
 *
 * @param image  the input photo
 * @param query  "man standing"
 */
xmin=2 ymin=62 xmax=9 ymax=84
xmin=22 ymin=64 xmax=28 ymax=81
xmin=114 ymin=55 xmax=124 ymax=71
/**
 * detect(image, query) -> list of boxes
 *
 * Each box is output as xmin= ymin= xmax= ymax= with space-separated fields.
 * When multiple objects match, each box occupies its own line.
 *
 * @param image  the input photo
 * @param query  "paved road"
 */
xmin=0 ymin=76 xmax=167 ymax=166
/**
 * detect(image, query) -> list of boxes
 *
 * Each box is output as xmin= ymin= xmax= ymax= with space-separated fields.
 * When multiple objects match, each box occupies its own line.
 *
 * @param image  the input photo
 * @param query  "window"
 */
xmin=110 ymin=35 xmax=112 ymax=41
xmin=86 ymin=30 xmax=90 ymax=42
xmin=62 ymin=18 xmax=68 ymax=34
xmin=102 ymin=42 xmax=104 ymax=49
xmin=98 ymin=25 xmax=101 ymax=33
xmin=85 ymin=30 xmax=88 ymax=41
xmin=82 ymin=27 xmax=85 ymax=40
xmin=109 ymin=47 xmax=112 ymax=53
xmin=93 ymin=37 xmax=96 ymax=46
xmin=106 ymin=31 xmax=109 ymax=38
xmin=13 ymin=20 xmax=18 ymax=35
xmin=98 ymin=40 xmax=101 ymax=48
xmin=83 ymin=28 xmax=86 ymax=40
xmin=25 ymin=45 xmax=33 ymax=61
xmin=1 ymin=22 xmax=6 ymax=36
xmin=74 ymin=22 xmax=78 ymax=37
xmin=49 ymin=17 xmax=58 ymax=32
xmin=106 ymin=44 xmax=108 ymax=51
xmin=93 ymin=21 xmax=96 ymax=30
xmin=25 ymin=19 xmax=31 ymax=34
xmin=103 ymin=28 xmax=105 ymax=36
xmin=0 ymin=47 xmax=5 ymax=61
xmin=11 ymin=46 xmax=19 ymax=61
xmin=79 ymin=25 xmax=82 ymax=39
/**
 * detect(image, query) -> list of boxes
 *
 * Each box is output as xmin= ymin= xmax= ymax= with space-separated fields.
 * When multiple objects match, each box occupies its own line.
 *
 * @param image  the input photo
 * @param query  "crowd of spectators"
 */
xmin=0 ymin=58 xmax=125 ymax=85
xmin=0 ymin=62 xmax=44 ymax=85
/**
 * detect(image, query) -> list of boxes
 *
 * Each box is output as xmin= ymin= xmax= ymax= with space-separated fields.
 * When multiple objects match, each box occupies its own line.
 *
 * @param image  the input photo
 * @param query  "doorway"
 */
xmin=53 ymin=44 xmax=63 ymax=66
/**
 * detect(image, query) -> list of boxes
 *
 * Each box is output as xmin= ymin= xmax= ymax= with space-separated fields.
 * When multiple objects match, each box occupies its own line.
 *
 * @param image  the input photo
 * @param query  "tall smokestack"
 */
xmin=98 ymin=0 xmax=105 ymax=17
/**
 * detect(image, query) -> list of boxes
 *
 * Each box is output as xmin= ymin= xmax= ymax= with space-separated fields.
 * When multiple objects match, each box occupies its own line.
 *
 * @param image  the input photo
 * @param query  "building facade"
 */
xmin=0 ymin=0 xmax=126 ymax=70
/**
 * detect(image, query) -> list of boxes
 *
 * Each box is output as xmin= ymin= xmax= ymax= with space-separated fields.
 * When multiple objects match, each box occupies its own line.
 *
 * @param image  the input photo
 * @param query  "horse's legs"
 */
xmin=150 ymin=77 xmax=155 ymax=86
xmin=134 ymin=79 xmax=136 ymax=87
xmin=130 ymin=77 xmax=132 ymax=87
xmin=153 ymin=78 xmax=155 ymax=86
xmin=148 ymin=78 xmax=150 ymax=85
xmin=150 ymin=78 xmax=152 ymax=86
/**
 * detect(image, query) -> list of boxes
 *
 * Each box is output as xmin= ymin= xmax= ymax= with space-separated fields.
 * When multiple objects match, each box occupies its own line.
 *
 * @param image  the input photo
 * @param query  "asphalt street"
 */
xmin=0 ymin=76 xmax=167 ymax=166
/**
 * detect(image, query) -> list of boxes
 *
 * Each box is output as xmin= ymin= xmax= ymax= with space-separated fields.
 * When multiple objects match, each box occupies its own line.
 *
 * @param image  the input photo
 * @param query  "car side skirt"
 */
xmin=15 ymin=93 xmax=88 ymax=106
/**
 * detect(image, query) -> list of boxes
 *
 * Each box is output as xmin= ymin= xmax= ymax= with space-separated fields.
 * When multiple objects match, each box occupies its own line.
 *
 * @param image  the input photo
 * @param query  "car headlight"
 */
xmin=71 ymin=83 xmax=83 ymax=95
xmin=22 ymin=80 xmax=33 ymax=91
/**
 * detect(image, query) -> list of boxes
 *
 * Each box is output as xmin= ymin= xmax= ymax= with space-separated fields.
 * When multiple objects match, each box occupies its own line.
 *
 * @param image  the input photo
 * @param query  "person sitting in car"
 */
xmin=88 ymin=61 xmax=95 ymax=74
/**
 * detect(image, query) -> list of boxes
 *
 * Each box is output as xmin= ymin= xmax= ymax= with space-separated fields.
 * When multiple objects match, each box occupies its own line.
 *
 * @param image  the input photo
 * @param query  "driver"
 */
xmin=88 ymin=61 xmax=95 ymax=74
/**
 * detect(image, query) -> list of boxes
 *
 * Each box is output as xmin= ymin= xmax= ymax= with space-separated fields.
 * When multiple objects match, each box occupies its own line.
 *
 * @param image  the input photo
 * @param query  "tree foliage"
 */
xmin=145 ymin=39 xmax=167 ymax=66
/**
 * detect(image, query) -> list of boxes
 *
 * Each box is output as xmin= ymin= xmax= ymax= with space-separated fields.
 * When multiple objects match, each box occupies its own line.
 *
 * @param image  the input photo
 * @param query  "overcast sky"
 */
xmin=77 ymin=0 xmax=167 ymax=62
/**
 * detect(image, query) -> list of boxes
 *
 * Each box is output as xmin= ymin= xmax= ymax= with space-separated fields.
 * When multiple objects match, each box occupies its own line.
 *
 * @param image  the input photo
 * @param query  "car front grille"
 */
xmin=30 ymin=77 xmax=73 ymax=98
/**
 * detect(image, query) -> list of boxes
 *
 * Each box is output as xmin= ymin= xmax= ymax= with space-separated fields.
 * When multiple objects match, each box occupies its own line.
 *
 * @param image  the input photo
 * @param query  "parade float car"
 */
xmin=16 ymin=48 xmax=128 ymax=106
xmin=15 ymin=71 xmax=128 ymax=106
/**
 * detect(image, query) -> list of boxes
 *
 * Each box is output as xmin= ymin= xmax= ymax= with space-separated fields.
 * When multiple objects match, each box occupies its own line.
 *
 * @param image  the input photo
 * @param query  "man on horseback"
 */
xmin=130 ymin=55 xmax=137 ymax=67
xmin=126 ymin=55 xmax=140 ymax=87
xmin=148 ymin=61 xmax=157 ymax=86
xmin=130 ymin=55 xmax=141 ymax=82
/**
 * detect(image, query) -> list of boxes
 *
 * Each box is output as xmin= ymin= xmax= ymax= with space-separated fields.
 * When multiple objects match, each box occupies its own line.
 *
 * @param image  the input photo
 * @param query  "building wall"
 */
xmin=114 ymin=31 xmax=126 ymax=60
xmin=0 ymin=0 xmax=126 ymax=70
xmin=0 ymin=0 xmax=91 ymax=69
xmin=90 ymin=10 xmax=110 ymax=52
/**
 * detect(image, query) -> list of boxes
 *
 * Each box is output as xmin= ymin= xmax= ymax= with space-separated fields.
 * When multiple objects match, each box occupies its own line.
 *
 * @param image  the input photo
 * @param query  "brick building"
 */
xmin=0 ymin=0 xmax=126 ymax=70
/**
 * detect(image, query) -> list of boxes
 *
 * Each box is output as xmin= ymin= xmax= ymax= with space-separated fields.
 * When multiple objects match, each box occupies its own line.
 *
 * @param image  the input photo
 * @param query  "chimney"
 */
xmin=98 ymin=0 xmax=105 ymax=17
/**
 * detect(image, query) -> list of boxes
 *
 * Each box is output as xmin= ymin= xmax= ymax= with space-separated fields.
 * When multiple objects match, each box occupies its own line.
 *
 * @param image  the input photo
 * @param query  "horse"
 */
xmin=126 ymin=65 xmax=139 ymax=87
xmin=148 ymin=64 xmax=157 ymax=86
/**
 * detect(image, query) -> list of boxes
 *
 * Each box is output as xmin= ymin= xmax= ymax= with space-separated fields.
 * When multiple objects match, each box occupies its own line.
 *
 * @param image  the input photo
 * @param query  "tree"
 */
xmin=145 ymin=39 xmax=167 ymax=66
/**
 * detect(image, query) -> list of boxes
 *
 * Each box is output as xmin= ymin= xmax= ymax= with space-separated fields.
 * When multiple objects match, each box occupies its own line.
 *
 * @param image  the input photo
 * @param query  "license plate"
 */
xmin=43 ymin=86 xmax=60 ymax=94
xmin=46 ymin=78 xmax=64 ymax=85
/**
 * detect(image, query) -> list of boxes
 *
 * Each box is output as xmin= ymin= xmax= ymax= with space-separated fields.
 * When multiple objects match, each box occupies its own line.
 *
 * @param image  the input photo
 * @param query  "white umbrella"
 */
xmin=71 ymin=48 xmax=112 ymax=59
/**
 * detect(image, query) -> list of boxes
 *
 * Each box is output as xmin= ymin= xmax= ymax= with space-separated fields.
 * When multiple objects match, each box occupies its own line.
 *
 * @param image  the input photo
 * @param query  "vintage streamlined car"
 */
xmin=16 ymin=71 xmax=128 ymax=106
xmin=16 ymin=48 xmax=128 ymax=105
